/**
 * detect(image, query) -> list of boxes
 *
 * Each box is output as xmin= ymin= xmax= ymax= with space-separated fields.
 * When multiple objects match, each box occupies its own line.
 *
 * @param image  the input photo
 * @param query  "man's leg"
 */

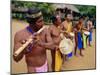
xmin=89 ymin=32 xmax=92 ymax=46
xmin=51 ymin=50 xmax=55 ymax=71
xmin=80 ymin=49 xmax=84 ymax=56
xmin=74 ymin=35 xmax=78 ymax=56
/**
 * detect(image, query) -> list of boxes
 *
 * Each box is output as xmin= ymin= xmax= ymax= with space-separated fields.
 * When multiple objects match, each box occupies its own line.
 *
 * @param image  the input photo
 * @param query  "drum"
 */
xmin=84 ymin=31 xmax=90 ymax=36
xmin=69 ymin=32 xmax=75 ymax=37
xmin=59 ymin=37 xmax=73 ymax=55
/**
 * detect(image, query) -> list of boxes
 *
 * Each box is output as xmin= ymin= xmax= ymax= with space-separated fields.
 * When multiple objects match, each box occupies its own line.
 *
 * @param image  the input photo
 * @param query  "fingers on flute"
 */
xmin=21 ymin=40 xmax=27 ymax=44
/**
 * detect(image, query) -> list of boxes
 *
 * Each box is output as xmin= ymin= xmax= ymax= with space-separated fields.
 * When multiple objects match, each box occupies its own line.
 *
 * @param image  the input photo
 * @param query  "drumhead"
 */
xmin=69 ymin=32 xmax=74 ymax=37
xmin=84 ymin=31 xmax=90 ymax=35
xmin=59 ymin=38 xmax=73 ymax=54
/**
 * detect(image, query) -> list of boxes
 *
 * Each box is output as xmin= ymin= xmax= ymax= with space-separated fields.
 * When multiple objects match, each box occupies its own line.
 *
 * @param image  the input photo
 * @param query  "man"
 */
xmin=74 ymin=16 xmax=88 ymax=56
xmin=13 ymin=8 xmax=55 ymax=73
xmin=86 ymin=19 xmax=94 ymax=46
xmin=61 ymin=13 xmax=73 ymax=61
xmin=74 ymin=17 xmax=84 ymax=56
xmin=49 ymin=15 xmax=62 ymax=71
xmin=82 ymin=15 xmax=88 ymax=28
xmin=62 ymin=13 xmax=73 ymax=33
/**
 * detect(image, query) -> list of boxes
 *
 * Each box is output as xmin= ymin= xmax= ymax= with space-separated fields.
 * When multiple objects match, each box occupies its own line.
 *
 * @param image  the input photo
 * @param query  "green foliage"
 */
xmin=75 ymin=5 xmax=96 ymax=16
xmin=11 ymin=1 xmax=96 ymax=24
xmin=11 ymin=1 xmax=55 ymax=23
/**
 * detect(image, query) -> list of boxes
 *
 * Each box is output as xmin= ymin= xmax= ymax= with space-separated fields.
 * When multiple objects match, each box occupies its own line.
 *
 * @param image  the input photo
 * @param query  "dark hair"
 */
xmin=26 ymin=8 xmax=42 ymax=25
xmin=26 ymin=16 xmax=42 ymax=25
xmin=79 ymin=16 xmax=84 ymax=20
xmin=51 ymin=15 xmax=57 ymax=24
xmin=88 ymin=18 xmax=93 ymax=21
xmin=65 ymin=12 xmax=71 ymax=17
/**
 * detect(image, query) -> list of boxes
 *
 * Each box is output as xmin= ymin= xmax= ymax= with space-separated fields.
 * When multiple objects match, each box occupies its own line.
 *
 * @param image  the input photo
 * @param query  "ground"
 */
xmin=11 ymin=19 xmax=96 ymax=74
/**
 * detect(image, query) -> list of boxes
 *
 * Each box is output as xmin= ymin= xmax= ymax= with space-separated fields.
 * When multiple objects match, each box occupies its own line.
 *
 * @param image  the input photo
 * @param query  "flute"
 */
xmin=14 ymin=26 xmax=45 ymax=56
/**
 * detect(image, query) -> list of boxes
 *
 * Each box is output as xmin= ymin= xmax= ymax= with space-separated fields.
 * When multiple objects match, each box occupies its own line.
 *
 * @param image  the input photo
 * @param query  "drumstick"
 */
xmin=60 ymin=30 xmax=67 ymax=33
xmin=14 ymin=26 xmax=45 ymax=56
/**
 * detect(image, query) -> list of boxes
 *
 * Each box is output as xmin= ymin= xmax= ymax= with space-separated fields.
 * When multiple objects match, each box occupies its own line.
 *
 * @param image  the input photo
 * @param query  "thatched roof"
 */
xmin=52 ymin=4 xmax=80 ymax=13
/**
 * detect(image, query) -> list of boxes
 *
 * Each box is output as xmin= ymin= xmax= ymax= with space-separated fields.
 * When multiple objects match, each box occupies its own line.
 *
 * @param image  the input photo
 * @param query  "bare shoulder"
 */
xmin=43 ymin=26 xmax=50 ymax=34
xmin=48 ymin=25 xmax=54 ymax=31
xmin=62 ymin=21 xmax=66 ymax=25
xmin=15 ymin=28 xmax=26 ymax=36
xmin=62 ymin=21 xmax=66 ymax=27
xmin=61 ymin=21 xmax=66 ymax=28
xmin=14 ymin=27 xmax=28 ymax=40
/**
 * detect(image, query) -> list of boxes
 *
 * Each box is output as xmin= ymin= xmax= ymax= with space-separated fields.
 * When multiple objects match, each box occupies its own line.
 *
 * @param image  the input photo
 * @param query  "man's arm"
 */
xmin=38 ymin=28 xmax=56 ymax=50
xmin=13 ymin=32 xmax=25 ymax=62
xmin=61 ymin=22 xmax=67 ymax=31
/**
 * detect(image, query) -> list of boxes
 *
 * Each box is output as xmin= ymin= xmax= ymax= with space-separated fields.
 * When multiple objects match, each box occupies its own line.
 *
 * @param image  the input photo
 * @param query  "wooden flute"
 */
xmin=14 ymin=26 xmax=45 ymax=56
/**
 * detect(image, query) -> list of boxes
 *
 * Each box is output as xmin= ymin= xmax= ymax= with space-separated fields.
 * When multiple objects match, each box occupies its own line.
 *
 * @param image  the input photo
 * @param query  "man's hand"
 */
xmin=21 ymin=40 xmax=33 ymax=53
xmin=55 ymin=45 xmax=59 ymax=51
xmin=20 ymin=34 xmax=40 ymax=53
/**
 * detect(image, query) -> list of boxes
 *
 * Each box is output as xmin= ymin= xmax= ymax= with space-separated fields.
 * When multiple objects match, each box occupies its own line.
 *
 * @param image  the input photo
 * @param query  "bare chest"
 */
xmin=20 ymin=30 xmax=46 ymax=56
xmin=51 ymin=27 xmax=60 ymax=37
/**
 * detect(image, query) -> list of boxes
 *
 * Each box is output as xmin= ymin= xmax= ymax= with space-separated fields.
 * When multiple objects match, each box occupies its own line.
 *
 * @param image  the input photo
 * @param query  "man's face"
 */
xmin=66 ymin=14 xmax=73 ymax=21
xmin=79 ymin=18 xmax=83 ymax=23
xmin=35 ymin=16 xmax=44 ymax=29
xmin=56 ymin=16 xmax=61 ymax=25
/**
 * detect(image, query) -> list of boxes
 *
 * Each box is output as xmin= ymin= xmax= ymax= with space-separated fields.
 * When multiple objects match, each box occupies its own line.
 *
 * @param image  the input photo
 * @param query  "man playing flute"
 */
xmin=13 ymin=8 xmax=56 ymax=73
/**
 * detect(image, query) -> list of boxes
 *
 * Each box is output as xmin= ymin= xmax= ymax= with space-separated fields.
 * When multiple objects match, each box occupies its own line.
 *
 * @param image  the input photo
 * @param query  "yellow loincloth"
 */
xmin=55 ymin=50 xmax=62 ymax=71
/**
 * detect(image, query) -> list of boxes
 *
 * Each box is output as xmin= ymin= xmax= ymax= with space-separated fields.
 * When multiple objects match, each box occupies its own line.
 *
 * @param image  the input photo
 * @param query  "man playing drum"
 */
xmin=61 ymin=13 xmax=74 ymax=61
xmin=74 ymin=16 xmax=88 ymax=56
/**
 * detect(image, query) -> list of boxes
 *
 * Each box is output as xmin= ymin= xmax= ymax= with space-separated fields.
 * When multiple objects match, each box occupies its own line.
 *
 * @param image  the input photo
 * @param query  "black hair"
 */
xmin=79 ymin=16 xmax=84 ymax=20
xmin=26 ymin=15 xmax=42 ymax=25
xmin=51 ymin=15 xmax=57 ymax=24
xmin=88 ymin=18 xmax=93 ymax=21
xmin=65 ymin=12 xmax=71 ymax=17
xmin=26 ymin=8 xmax=42 ymax=25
